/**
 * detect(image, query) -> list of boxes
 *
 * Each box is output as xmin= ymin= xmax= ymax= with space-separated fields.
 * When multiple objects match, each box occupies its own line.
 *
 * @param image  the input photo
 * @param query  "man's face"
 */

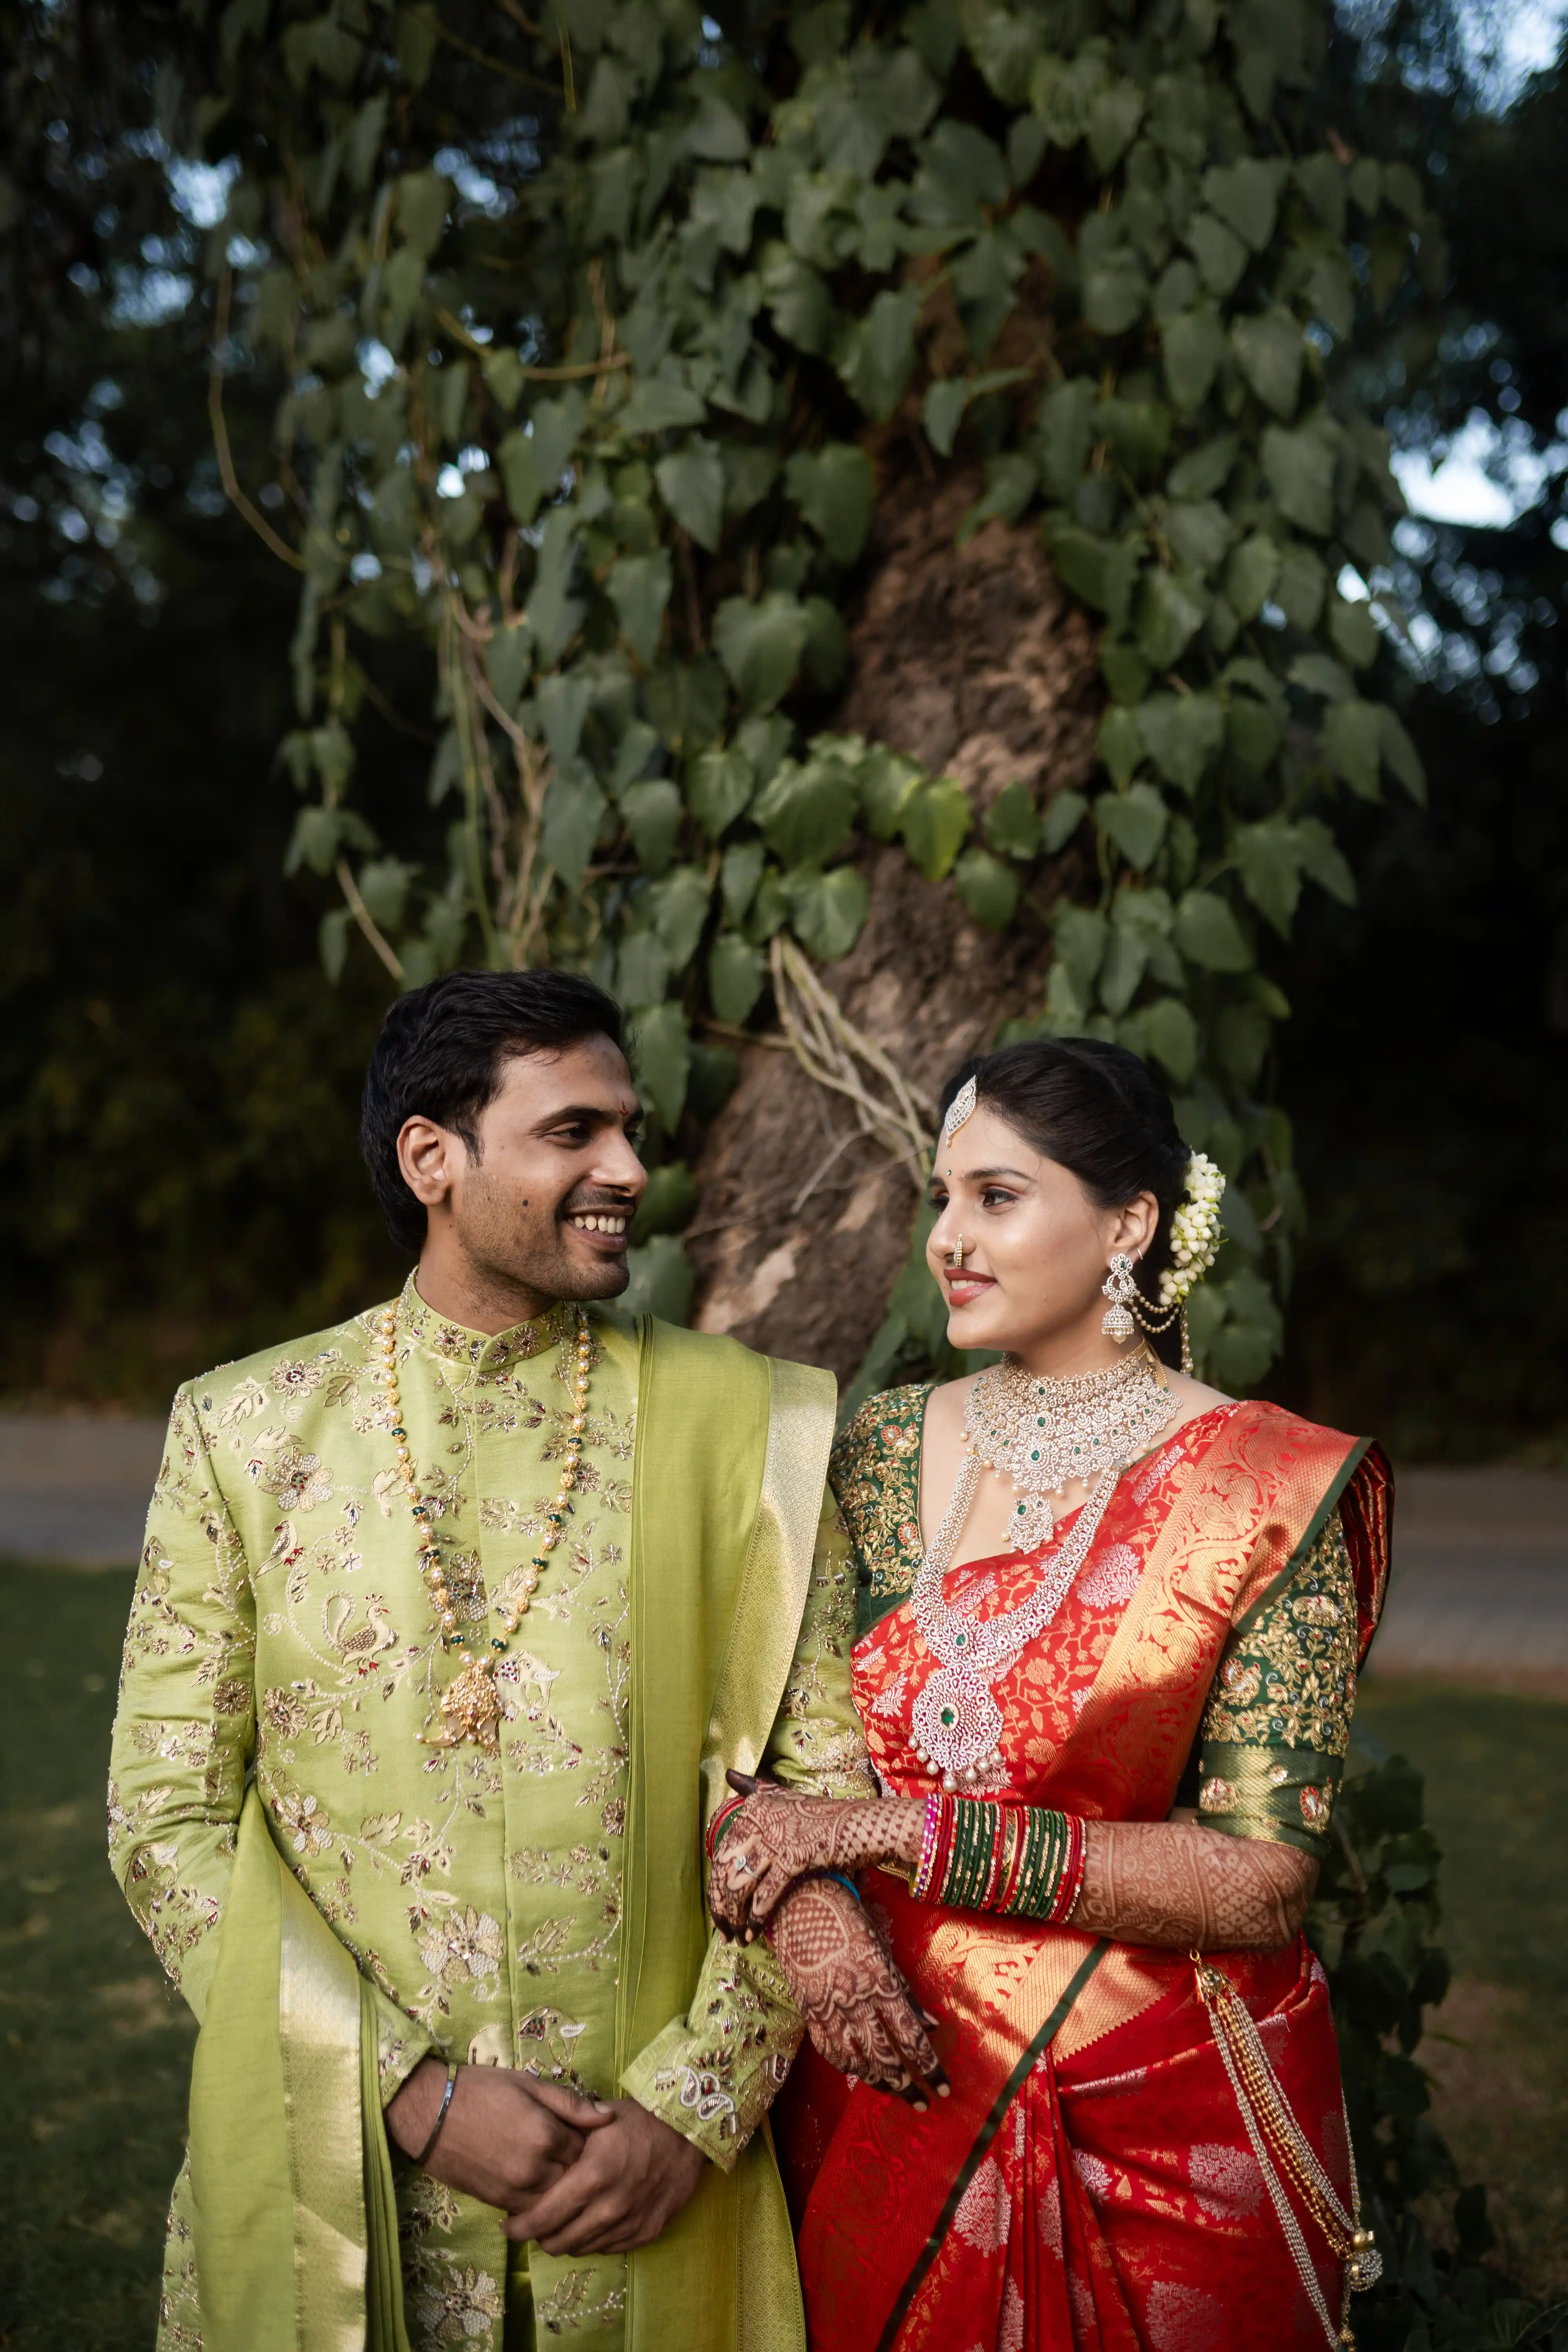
xmin=400 ymin=1033 xmax=648 ymax=1304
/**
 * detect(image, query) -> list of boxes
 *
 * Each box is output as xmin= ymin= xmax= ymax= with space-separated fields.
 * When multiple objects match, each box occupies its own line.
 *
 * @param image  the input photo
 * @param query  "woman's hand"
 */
xmin=707 ymin=1776 xmax=924 ymax=1939
xmin=769 ymin=1877 xmax=949 ymax=2111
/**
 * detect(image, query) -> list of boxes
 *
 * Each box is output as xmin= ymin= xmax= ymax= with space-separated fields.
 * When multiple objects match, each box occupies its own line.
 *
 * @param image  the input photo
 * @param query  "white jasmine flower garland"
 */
xmin=1157 ymin=1151 xmax=1226 ymax=1310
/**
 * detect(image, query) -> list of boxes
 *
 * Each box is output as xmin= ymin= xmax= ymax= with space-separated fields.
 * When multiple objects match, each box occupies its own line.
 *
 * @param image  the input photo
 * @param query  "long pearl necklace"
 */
xmin=374 ymin=1299 xmax=593 ymax=1753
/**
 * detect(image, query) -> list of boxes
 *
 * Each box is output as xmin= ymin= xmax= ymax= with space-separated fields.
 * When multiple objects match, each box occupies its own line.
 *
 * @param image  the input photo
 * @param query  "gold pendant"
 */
xmin=425 ymin=1657 xmax=502 ymax=1753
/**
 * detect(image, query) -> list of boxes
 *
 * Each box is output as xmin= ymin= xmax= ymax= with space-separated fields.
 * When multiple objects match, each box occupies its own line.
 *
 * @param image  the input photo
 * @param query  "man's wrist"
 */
xmin=387 ymin=2055 xmax=453 ymax=2158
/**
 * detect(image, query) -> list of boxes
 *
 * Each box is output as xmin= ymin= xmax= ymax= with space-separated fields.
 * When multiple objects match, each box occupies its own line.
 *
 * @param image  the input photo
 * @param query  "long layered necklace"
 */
xmin=909 ymin=1348 xmax=1180 ymax=1793
xmin=374 ymin=1299 xmax=593 ymax=1753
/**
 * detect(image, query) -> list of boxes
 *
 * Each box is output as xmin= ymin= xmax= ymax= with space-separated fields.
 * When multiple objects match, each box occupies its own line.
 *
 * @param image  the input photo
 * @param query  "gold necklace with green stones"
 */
xmin=374 ymin=1298 xmax=593 ymax=1753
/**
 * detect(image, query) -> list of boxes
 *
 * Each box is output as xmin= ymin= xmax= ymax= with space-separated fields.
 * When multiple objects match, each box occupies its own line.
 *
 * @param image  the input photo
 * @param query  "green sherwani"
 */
xmin=109 ymin=1279 xmax=871 ymax=2352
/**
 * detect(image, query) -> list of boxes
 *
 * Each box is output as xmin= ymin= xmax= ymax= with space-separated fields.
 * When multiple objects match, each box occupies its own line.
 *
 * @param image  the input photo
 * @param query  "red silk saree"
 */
xmin=777 ymin=1398 xmax=1392 ymax=2352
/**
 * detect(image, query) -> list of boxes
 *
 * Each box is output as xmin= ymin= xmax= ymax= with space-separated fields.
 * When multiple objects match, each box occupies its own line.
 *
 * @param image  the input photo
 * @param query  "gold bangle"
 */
xmin=414 ymin=2059 xmax=459 ymax=2167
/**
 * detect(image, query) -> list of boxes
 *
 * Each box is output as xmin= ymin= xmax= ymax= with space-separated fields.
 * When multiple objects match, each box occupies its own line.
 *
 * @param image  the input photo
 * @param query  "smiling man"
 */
xmin=107 ymin=970 xmax=928 ymax=2352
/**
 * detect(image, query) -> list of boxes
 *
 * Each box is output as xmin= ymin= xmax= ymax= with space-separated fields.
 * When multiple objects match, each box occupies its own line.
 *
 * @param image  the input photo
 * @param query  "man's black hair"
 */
xmin=361 ymin=969 xmax=626 ymax=1254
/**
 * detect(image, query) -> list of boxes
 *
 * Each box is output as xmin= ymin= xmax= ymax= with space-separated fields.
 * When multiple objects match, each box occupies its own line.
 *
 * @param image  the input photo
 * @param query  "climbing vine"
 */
xmin=187 ymin=0 xmax=1434 ymax=1388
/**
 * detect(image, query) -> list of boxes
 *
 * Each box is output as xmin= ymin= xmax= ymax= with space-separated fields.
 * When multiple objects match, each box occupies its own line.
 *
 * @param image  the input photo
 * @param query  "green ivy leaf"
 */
xmin=1036 ymin=377 xmax=1098 ymax=497
xmin=1137 ymin=691 xmax=1225 ymax=791
xmin=1095 ymin=782 xmax=1169 ymax=870
xmin=630 ymin=1162 xmax=697 ymax=1244
xmin=1234 ymin=820 xmax=1305 ymax=936
xmin=713 ymin=591 xmax=811 ymax=713
xmin=1168 ymin=432 xmax=1240 ymax=500
xmin=836 ymin=284 xmax=923 ymax=419
xmin=784 ymin=443 xmax=875 ymax=562
xmin=1164 ymin=499 xmax=1232 ymax=577
xmin=1276 ymin=544 xmax=1327 ymax=633
xmin=1290 ymin=651 xmax=1355 ymax=702
xmin=620 ymin=374 xmax=708 ymax=434
xmin=1322 ymin=698 xmax=1384 ymax=798
xmin=647 ymin=864 xmax=712 ymax=971
xmin=484 ymin=620 xmax=534 ymax=713
xmin=1224 ymin=531 xmax=1279 ymax=621
xmin=1041 ymin=788 xmax=1089 ymax=854
xmin=720 ymin=839 xmax=766 ymax=925
xmin=1083 ymin=249 xmax=1149 ymax=336
xmin=981 ymin=778 xmax=1042 ymax=860
xmin=619 ymin=778 xmax=683 ymax=876
xmin=1186 ymin=212 xmax=1249 ymax=296
xmin=1162 ymin=304 xmax=1227 ymax=414
xmin=1142 ymin=995 xmax=1200 ymax=1083
xmin=1054 ymin=903 xmax=1107 ymax=1000
xmin=1202 ymin=158 xmax=1281 ymax=250
xmin=1098 ymin=706 xmax=1143 ymax=790
xmin=620 ymin=1234 xmax=694 ymax=1328
xmin=953 ymin=847 xmax=1021 ymax=930
xmin=1296 ymin=817 xmax=1358 ymax=905
xmin=758 ymin=243 xmax=836 ymax=354
xmin=631 ymin=1000 xmax=691 ymax=1130
xmin=900 ymin=775 xmax=972 ymax=880
xmin=708 ymin=932 xmax=766 ymax=1025
xmin=655 ymin=437 xmax=726 ymax=552
xmin=1261 ymin=421 xmax=1337 ymax=536
xmin=617 ymin=928 xmax=672 ymax=1009
xmin=752 ymin=750 xmax=859 ymax=866
xmin=857 ymin=742 xmax=923 ymax=838
xmin=1135 ymin=570 xmax=1208 ymax=669
xmin=1232 ymin=308 xmax=1304 ymax=419
xmin=1086 ymin=83 xmax=1145 ymax=175
xmin=608 ymin=550 xmax=673 ymax=666
xmin=788 ymin=864 xmax=871 ymax=961
xmin=687 ymin=745 xmax=754 ymax=840
xmin=959 ymin=452 xmax=1038 ymax=539
xmin=1328 ymin=594 xmax=1380 ymax=671
xmin=541 ymin=770 xmax=608 ymax=889
xmin=1044 ymin=521 xmax=1140 ymax=630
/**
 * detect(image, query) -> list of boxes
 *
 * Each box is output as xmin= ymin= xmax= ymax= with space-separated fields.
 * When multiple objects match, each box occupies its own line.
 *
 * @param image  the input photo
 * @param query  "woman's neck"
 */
xmin=1006 ymin=1321 xmax=1145 ymax=1382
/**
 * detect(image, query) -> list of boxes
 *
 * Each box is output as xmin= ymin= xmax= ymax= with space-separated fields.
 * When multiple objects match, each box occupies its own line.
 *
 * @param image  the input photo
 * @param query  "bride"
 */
xmin=709 ymin=1038 xmax=1390 ymax=2352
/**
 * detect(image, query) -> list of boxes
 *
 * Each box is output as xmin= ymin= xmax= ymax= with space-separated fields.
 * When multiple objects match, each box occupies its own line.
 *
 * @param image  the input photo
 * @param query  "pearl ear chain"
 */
xmin=374 ymin=1300 xmax=593 ymax=1752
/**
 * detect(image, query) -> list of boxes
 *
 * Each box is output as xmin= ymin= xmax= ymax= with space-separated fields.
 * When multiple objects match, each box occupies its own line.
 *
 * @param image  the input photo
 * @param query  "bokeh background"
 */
xmin=2 ymin=0 xmax=1566 ymax=2344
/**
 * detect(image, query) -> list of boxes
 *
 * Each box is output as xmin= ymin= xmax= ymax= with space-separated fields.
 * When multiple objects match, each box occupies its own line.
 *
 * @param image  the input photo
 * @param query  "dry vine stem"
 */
xmin=768 ymin=934 xmax=937 ymax=1185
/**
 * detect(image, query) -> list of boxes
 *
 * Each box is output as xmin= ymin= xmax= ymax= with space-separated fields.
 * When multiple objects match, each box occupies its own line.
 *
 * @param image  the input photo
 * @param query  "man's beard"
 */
xmin=456 ymin=1170 xmax=632 ymax=1304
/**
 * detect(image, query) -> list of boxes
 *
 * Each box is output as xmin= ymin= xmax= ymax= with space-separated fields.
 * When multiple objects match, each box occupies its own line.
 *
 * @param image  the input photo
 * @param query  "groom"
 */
xmin=109 ymin=969 xmax=925 ymax=2352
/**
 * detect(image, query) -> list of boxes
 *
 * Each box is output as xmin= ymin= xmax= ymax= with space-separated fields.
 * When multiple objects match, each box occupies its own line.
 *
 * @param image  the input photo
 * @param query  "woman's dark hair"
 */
xmin=361 ymin=969 xmax=625 ymax=1253
xmin=938 ymin=1038 xmax=1192 ymax=1359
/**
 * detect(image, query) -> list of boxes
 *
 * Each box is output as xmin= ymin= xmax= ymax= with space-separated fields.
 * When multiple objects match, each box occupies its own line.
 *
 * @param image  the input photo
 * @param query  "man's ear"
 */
xmin=398 ymin=1115 xmax=457 ymax=1210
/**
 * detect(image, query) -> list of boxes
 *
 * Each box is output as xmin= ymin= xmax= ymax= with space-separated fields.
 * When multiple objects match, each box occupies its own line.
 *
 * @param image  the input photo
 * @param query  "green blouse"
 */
xmin=829 ymin=1385 xmax=1357 ymax=1858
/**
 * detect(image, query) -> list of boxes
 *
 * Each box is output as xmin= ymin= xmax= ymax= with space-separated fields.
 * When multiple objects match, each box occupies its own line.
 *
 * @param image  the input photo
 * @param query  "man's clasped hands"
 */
xmin=386 ymin=1775 xmax=948 ymax=2245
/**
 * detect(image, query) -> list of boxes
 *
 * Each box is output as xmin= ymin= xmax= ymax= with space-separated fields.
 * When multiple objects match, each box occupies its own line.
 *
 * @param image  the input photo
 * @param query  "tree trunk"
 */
xmin=688 ymin=468 xmax=1101 ymax=1381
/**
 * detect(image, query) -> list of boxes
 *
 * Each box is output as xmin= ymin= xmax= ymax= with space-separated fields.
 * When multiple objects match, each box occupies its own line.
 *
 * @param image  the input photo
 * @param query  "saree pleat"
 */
xmin=786 ymin=1401 xmax=1388 ymax=2352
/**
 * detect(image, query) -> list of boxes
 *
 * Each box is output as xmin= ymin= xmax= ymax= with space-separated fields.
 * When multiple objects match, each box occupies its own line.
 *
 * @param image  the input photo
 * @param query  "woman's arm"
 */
xmin=709 ymin=1786 xmax=1316 ymax=1953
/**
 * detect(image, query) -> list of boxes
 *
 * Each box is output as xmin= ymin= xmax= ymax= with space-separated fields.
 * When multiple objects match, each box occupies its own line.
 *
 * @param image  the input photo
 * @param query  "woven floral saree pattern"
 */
xmin=782 ymin=1400 xmax=1390 ymax=2352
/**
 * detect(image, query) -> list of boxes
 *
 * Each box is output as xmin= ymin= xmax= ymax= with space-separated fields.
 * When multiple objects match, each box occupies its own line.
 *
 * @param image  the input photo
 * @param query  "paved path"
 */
xmin=4 ymin=1418 xmax=1566 ymax=1684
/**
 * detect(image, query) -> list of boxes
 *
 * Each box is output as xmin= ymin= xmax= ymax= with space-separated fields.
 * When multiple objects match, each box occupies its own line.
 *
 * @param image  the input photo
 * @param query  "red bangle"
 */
xmin=705 ymin=1794 xmax=747 ymax=1861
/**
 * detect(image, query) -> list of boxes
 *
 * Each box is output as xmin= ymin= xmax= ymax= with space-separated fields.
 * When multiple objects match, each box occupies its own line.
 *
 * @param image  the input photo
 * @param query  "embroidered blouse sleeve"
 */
xmin=1188 ymin=1508 xmax=1358 ymax=1858
xmin=621 ymin=1483 xmax=875 ymax=2169
xmin=829 ymin=1387 xmax=929 ymax=1637
xmin=107 ymin=1383 xmax=435 ymax=2103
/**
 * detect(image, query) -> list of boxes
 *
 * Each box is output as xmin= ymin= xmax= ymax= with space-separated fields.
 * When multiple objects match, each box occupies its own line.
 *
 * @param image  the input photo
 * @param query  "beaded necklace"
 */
xmin=374 ymin=1298 xmax=592 ymax=1753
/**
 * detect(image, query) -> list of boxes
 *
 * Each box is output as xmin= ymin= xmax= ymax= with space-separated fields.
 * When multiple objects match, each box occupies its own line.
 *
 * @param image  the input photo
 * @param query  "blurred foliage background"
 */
xmin=0 ymin=0 xmax=1564 ymax=1450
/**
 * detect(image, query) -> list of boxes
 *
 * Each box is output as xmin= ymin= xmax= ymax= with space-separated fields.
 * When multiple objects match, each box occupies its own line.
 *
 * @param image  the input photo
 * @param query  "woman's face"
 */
xmin=925 ymin=1103 xmax=1159 ymax=1363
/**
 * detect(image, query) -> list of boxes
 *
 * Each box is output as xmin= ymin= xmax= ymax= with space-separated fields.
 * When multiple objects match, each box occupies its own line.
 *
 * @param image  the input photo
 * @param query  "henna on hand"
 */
xmin=768 ymin=1877 xmax=948 ymax=2108
xmin=707 ymin=1779 xmax=924 ymax=1938
xmin=1073 ymin=1818 xmax=1317 ymax=1952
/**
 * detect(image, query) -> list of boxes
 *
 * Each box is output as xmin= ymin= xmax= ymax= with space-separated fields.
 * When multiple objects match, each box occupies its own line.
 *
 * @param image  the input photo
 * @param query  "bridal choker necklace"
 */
xmin=908 ymin=1347 xmax=1180 ymax=1793
xmin=963 ymin=1345 xmax=1180 ymax=1555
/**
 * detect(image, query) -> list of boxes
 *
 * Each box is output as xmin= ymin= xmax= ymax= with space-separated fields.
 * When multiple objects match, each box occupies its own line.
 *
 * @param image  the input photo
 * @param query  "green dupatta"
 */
xmin=184 ymin=1316 xmax=835 ymax=2352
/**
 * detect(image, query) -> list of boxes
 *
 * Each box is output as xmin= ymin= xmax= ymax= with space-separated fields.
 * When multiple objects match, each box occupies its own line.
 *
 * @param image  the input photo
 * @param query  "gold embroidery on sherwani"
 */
xmin=112 ymin=1277 xmax=869 ymax=2352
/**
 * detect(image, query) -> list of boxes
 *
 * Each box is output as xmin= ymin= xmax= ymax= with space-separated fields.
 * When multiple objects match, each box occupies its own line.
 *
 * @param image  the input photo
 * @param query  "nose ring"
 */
xmin=949 ymin=1234 xmax=968 ymax=1269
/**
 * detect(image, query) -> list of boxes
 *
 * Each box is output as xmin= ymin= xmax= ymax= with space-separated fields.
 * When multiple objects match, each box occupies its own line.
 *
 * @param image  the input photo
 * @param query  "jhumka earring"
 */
xmin=1101 ymin=1252 xmax=1139 ymax=1342
xmin=950 ymin=1234 xmax=969 ymax=1269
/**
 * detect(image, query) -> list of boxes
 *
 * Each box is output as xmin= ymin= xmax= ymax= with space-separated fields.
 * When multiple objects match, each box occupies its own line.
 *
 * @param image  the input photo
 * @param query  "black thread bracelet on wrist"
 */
xmin=414 ymin=2060 xmax=459 ymax=2166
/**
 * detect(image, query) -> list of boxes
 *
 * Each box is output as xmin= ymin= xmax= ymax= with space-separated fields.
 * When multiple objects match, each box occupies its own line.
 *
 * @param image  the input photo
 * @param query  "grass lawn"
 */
xmin=1356 ymin=1678 xmax=1568 ymax=2298
xmin=2 ymin=1567 xmax=1564 ymax=2343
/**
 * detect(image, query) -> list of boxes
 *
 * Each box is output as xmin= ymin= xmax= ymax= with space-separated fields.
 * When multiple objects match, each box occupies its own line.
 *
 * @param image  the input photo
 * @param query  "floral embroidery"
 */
xmin=1201 ymin=1513 xmax=1357 ymax=1758
xmin=829 ymin=1383 xmax=931 ymax=1626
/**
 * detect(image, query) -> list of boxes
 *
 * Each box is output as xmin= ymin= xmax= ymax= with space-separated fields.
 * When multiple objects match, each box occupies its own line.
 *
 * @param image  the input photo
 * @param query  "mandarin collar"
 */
xmin=396 ymin=1271 xmax=577 ymax=1376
